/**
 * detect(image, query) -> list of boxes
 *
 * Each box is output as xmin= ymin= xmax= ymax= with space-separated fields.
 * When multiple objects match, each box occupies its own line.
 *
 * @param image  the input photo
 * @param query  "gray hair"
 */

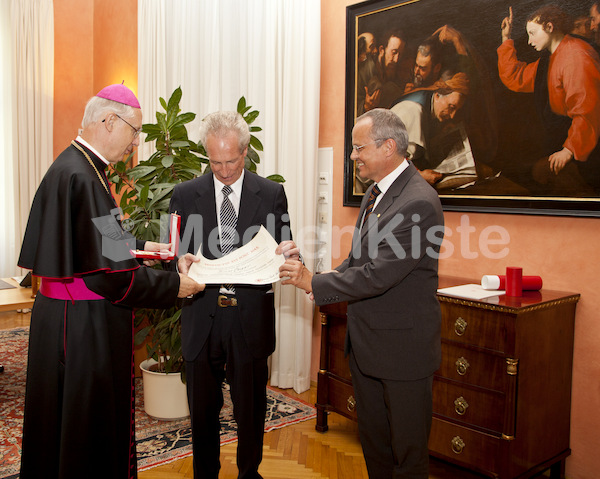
xmin=81 ymin=96 xmax=137 ymax=129
xmin=356 ymin=108 xmax=409 ymax=156
xmin=416 ymin=39 xmax=441 ymax=66
xmin=199 ymin=111 xmax=250 ymax=153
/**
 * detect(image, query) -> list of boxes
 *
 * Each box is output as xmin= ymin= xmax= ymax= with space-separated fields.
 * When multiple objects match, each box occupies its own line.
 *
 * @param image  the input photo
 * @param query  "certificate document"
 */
xmin=188 ymin=226 xmax=284 ymax=285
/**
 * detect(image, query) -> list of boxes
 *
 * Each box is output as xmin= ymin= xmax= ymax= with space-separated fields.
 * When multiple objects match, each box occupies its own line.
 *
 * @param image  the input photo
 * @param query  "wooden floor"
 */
xmin=1 ymin=310 xmax=547 ymax=479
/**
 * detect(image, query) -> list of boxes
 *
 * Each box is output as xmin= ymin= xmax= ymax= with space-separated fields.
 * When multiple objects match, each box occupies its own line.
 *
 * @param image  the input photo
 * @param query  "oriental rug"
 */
xmin=0 ymin=327 xmax=316 ymax=478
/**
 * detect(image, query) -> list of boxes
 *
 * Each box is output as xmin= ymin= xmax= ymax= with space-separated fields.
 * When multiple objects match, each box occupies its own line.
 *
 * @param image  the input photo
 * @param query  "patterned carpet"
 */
xmin=0 ymin=327 xmax=316 ymax=478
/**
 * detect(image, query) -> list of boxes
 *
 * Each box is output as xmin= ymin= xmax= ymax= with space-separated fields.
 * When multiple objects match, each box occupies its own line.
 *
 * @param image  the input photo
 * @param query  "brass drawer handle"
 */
xmin=454 ymin=317 xmax=467 ymax=336
xmin=347 ymin=395 xmax=356 ymax=412
xmin=454 ymin=396 xmax=469 ymax=415
xmin=451 ymin=436 xmax=466 ymax=454
xmin=455 ymin=357 xmax=470 ymax=376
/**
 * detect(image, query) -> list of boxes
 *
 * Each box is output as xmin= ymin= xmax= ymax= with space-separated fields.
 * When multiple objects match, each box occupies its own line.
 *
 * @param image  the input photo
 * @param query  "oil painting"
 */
xmin=344 ymin=0 xmax=600 ymax=216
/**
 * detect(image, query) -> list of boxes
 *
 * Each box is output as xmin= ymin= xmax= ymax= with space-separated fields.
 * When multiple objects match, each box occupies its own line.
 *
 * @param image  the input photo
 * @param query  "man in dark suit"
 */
xmin=280 ymin=108 xmax=444 ymax=478
xmin=170 ymin=111 xmax=296 ymax=478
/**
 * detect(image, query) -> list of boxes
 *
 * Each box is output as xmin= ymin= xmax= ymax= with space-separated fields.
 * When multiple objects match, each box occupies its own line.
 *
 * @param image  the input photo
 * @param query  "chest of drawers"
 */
xmin=316 ymin=278 xmax=579 ymax=478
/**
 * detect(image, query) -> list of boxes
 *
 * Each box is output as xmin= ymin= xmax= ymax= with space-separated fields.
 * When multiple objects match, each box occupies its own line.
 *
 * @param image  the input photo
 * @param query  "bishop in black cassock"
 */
xmin=17 ymin=84 xmax=203 ymax=479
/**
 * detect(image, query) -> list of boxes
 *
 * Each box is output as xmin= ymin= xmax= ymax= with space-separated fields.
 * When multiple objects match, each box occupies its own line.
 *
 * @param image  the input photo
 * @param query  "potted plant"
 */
xmin=108 ymin=87 xmax=281 ymax=418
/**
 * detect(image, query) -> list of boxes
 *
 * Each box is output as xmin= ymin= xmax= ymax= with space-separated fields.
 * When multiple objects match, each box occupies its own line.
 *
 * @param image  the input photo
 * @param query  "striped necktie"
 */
xmin=362 ymin=184 xmax=381 ymax=228
xmin=220 ymin=185 xmax=237 ymax=292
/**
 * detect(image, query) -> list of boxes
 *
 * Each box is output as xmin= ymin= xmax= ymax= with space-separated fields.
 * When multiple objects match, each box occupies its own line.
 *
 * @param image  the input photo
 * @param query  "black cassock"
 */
xmin=18 ymin=141 xmax=180 ymax=479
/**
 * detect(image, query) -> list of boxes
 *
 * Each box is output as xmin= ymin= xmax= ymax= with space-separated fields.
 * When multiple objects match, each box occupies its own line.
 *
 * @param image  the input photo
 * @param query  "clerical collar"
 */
xmin=213 ymin=169 xmax=245 ymax=199
xmin=75 ymin=136 xmax=110 ymax=167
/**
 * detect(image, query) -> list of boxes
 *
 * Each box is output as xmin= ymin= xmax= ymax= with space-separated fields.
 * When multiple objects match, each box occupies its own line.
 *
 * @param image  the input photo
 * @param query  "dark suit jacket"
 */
xmin=312 ymin=162 xmax=444 ymax=381
xmin=169 ymin=170 xmax=291 ymax=361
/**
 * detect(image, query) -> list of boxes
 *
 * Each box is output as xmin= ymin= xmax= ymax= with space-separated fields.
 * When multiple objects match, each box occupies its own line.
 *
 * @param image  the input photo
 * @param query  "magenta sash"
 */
xmin=40 ymin=277 xmax=104 ymax=301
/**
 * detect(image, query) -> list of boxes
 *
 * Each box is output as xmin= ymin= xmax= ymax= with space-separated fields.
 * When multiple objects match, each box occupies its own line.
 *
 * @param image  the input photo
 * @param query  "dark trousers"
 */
xmin=349 ymin=351 xmax=433 ymax=479
xmin=186 ymin=304 xmax=268 ymax=479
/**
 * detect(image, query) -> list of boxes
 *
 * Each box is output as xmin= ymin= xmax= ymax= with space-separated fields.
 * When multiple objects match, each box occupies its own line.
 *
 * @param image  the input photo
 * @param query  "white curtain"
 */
xmin=0 ymin=0 xmax=53 ymax=278
xmin=138 ymin=0 xmax=321 ymax=393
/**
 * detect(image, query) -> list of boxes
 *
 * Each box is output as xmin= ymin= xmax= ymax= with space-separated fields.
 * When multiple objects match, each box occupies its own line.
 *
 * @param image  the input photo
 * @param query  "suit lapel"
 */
xmin=194 ymin=173 xmax=219 ymax=258
xmin=360 ymin=162 xmax=417 ymax=241
xmin=236 ymin=171 xmax=261 ymax=243
xmin=347 ymin=185 xmax=372 ymax=265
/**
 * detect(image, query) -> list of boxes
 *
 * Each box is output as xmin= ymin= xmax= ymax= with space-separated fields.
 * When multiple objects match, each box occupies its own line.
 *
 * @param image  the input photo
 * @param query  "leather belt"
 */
xmin=217 ymin=295 xmax=238 ymax=307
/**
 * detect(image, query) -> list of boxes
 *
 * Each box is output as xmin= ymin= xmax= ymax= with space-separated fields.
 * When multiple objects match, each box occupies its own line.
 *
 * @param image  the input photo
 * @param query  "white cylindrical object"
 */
xmin=481 ymin=275 xmax=502 ymax=290
xmin=140 ymin=359 xmax=190 ymax=420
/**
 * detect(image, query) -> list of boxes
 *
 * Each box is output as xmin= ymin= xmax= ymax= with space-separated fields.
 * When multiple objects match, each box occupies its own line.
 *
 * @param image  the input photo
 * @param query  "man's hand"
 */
xmin=177 ymin=275 xmax=205 ymax=298
xmin=276 ymin=240 xmax=300 ymax=260
xmin=364 ymin=86 xmax=381 ymax=111
xmin=548 ymin=148 xmax=573 ymax=174
xmin=279 ymin=259 xmax=313 ymax=293
xmin=143 ymin=241 xmax=173 ymax=266
xmin=177 ymin=253 xmax=200 ymax=275
xmin=501 ymin=6 xmax=513 ymax=43
xmin=434 ymin=25 xmax=467 ymax=56
xmin=419 ymin=169 xmax=443 ymax=185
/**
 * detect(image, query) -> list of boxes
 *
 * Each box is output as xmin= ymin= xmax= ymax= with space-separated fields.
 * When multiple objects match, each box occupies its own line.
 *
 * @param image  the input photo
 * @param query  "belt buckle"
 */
xmin=217 ymin=295 xmax=237 ymax=307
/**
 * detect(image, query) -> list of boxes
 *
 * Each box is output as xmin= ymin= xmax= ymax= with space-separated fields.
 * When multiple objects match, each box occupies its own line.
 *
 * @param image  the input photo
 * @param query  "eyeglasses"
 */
xmin=115 ymin=114 xmax=142 ymax=138
xmin=351 ymin=139 xmax=387 ymax=152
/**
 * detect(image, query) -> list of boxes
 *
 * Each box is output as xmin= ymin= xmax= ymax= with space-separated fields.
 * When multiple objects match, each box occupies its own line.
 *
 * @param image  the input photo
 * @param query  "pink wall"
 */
xmin=319 ymin=0 xmax=600 ymax=477
xmin=53 ymin=0 xmax=94 ymax=159
xmin=53 ymin=0 xmax=138 ymax=158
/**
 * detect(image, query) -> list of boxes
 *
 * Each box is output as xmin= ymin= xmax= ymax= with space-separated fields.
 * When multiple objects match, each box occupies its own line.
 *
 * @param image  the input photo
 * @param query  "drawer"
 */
xmin=438 ymin=341 xmax=508 ymax=392
xmin=440 ymin=302 xmax=508 ymax=353
xmin=433 ymin=378 xmax=505 ymax=434
xmin=326 ymin=376 xmax=358 ymax=421
xmin=429 ymin=417 xmax=501 ymax=476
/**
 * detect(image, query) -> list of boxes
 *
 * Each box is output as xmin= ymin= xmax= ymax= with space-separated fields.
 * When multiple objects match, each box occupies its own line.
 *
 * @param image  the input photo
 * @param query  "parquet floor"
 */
xmin=1 ymin=310 xmax=547 ymax=479
xmin=137 ymin=405 xmax=370 ymax=479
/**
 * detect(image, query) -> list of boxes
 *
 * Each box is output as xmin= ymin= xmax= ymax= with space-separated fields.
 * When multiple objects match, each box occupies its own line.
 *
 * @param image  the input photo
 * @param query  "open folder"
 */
xmin=131 ymin=213 xmax=180 ymax=260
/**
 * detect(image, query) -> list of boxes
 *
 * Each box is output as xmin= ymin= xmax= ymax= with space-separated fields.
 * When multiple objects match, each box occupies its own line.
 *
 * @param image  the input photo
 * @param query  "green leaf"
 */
xmin=157 ymin=114 xmax=168 ymax=134
xmin=237 ymin=96 xmax=247 ymax=112
xmin=267 ymin=174 xmax=285 ymax=183
xmin=150 ymin=220 xmax=161 ymax=238
xmin=139 ymin=184 xmax=150 ymax=205
xmin=172 ymin=112 xmax=196 ymax=127
xmin=153 ymin=198 xmax=172 ymax=212
xmin=246 ymin=148 xmax=260 ymax=164
xmin=151 ymin=182 xmax=177 ymax=189
xmin=249 ymin=136 xmax=263 ymax=151
xmin=170 ymin=140 xmax=190 ymax=148
xmin=129 ymin=165 xmax=157 ymax=179
xmin=134 ymin=325 xmax=153 ymax=346
xmin=244 ymin=110 xmax=260 ymax=124
xmin=168 ymin=86 xmax=183 ymax=112
xmin=245 ymin=158 xmax=257 ymax=172
xmin=148 ymin=188 xmax=172 ymax=208
xmin=161 ymin=155 xmax=174 ymax=168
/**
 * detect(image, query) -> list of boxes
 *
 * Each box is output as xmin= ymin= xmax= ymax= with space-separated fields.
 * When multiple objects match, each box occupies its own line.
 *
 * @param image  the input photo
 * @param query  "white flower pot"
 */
xmin=140 ymin=358 xmax=190 ymax=420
